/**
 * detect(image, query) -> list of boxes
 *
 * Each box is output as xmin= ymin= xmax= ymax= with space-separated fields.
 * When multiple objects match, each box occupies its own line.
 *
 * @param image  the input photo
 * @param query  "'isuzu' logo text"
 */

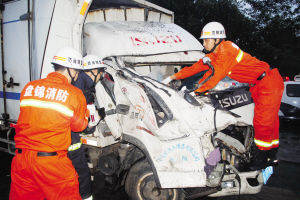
xmin=218 ymin=94 xmax=249 ymax=108
xmin=209 ymin=88 xmax=253 ymax=110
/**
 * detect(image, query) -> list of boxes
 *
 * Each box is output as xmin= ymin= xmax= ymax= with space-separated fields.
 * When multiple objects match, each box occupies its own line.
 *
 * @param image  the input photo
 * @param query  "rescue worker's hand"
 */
xmin=202 ymin=56 xmax=211 ymax=65
xmin=162 ymin=75 xmax=177 ymax=86
xmin=97 ymin=107 xmax=106 ymax=120
xmin=87 ymin=104 xmax=101 ymax=128
xmin=190 ymin=91 xmax=197 ymax=97
xmin=194 ymin=91 xmax=207 ymax=96
xmin=161 ymin=76 xmax=172 ymax=84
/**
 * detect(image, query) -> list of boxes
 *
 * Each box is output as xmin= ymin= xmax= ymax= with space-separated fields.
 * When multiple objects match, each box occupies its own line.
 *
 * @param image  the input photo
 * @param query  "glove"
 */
xmin=190 ymin=91 xmax=197 ymax=97
xmin=178 ymin=86 xmax=187 ymax=97
xmin=87 ymin=104 xmax=100 ymax=128
xmin=161 ymin=76 xmax=172 ymax=84
xmin=202 ymin=56 xmax=211 ymax=64
xmin=180 ymin=86 xmax=187 ymax=92
xmin=97 ymin=107 xmax=106 ymax=120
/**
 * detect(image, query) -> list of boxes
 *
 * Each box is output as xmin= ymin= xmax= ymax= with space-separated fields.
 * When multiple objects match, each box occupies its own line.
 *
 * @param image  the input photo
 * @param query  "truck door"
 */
xmin=0 ymin=0 xmax=31 ymax=122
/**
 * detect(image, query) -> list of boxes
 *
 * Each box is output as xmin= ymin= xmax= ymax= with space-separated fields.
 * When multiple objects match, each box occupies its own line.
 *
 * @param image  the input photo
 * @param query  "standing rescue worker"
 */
xmin=163 ymin=22 xmax=284 ymax=170
xmin=10 ymin=47 xmax=89 ymax=200
xmin=68 ymin=55 xmax=106 ymax=200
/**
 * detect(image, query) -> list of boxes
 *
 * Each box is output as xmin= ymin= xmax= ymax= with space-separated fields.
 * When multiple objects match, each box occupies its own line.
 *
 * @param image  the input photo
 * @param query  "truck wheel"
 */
xmin=125 ymin=159 xmax=185 ymax=200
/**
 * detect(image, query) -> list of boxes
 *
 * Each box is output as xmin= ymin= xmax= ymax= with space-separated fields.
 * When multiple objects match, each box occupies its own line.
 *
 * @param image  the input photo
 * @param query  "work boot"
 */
xmin=249 ymin=149 xmax=268 ymax=171
xmin=265 ymin=148 xmax=279 ymax=167
xmin=83 ymin=195 xmax=93 ymax=200
xmin=206 ymin=163 xmax=224 ymax=187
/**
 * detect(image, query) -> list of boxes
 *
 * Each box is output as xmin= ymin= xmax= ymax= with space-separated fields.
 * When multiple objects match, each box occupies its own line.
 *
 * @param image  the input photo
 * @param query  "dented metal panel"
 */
xmin=122 ymin=51 xmax=204 ymax=65
xmin=83 ymin=21 xmax=203 ymax=60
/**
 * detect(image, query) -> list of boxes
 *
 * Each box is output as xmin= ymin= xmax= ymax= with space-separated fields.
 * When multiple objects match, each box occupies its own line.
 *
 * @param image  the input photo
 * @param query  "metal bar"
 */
xmin=0 ymin=137 xmax=15 ymax=145
xmin=0 ymin=146 xmax=9 ymax=153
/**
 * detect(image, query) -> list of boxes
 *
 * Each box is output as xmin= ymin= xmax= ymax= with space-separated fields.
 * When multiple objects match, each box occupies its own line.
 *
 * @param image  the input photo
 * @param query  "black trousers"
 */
xmin=68 ymin=132 xmax=92 ymax=199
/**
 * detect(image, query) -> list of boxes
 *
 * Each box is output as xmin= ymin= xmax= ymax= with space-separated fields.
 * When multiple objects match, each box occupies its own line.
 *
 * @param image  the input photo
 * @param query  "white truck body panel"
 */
xmin=0 ymin=0 xmax=57 ymax=121
xmin=0 ymin=16 xmax=2 ymax=119
xmin=0 ymin=0 xmax=174 ymax=123
xmin=0 ymin=0 xmax=87 ymax=122
xmin=40 ymin=0 xmax=86 ymax=78
xmin=31 ymin=0 xmax=56 ymax=80
xmin=1 ymin=0 xmax=31 ymax=121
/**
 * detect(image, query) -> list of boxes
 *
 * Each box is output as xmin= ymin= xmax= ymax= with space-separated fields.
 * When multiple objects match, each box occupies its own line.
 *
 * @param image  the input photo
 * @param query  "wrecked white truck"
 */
xmin=0 ymin=0 xmax=264 ymax=199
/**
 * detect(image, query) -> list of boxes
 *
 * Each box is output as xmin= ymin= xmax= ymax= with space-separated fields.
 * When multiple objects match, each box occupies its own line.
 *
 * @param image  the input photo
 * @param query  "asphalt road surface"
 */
xmin=1 ymin=120 xmax=299 ymax=200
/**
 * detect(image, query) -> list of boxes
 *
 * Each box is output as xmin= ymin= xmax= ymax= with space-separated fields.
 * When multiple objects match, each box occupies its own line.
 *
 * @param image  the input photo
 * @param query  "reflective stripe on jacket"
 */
xmin=254 ymin=138 xmax=279 ymax=149
xmin=68 ymin=142 xmax=82 ymax=151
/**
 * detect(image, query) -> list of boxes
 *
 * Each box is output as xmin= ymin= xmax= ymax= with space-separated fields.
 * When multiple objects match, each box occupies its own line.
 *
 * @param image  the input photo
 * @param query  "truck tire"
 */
xmin=125 ymin=159 xmax=185 ymax=200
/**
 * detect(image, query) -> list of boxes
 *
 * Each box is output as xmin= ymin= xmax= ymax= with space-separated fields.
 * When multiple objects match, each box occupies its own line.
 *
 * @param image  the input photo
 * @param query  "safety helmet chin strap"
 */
xmin=203 ymin=39 xmax=224 ymax=54
xmin=89 ymin=69 xmax=103 ymax=84
xmin=67 ymin=68 xmax=77 ymax=85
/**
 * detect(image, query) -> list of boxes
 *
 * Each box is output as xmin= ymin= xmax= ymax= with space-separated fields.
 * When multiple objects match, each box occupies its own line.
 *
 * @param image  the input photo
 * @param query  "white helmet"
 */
xmin=51 ymin=47 xmax=83 ymax=70
xmin=83 ymin=55 xmax=106 ymax=71
xmin=200 ymin=22 xmax=226 ymax=39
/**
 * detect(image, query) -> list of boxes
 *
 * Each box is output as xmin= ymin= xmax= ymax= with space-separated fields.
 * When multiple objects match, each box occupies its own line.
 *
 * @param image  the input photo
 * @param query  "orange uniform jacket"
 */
xmin=174 ymin=40 xmax=284 ymax=150
xmin=174 ymin=41 xmax=270 ymax=92
xmin=15 ymin=72 xmax=89 ymax=152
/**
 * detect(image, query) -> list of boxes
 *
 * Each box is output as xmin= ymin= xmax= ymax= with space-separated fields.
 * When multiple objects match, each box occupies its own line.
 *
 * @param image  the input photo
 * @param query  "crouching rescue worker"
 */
xmin=163 ymin=22 xmax=284 ymax=172
xmin=68 ymin=55 xmax=107 ymax=200
xmin=10 ymin=47 xmax=89 ymax=200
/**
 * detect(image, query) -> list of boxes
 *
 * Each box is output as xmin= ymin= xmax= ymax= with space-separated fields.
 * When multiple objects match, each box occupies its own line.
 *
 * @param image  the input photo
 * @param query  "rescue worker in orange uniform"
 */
xmin=163 ymin=22 xmax=284 ymax=170
xmin=10 ymin=47 xmax=89 ymax=200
